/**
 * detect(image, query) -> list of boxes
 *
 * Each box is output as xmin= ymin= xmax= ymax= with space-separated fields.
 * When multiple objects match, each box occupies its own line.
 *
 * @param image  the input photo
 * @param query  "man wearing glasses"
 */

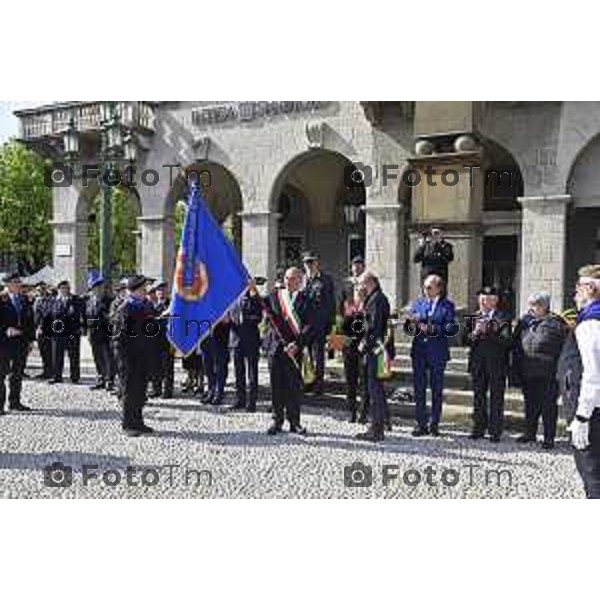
xmin=557 ymin=264 xmax=600 ymax=498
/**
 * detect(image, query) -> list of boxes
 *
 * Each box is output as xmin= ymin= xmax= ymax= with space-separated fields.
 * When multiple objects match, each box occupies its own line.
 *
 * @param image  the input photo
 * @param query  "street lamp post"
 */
xmin=99 ymin=103 xmax=127 ymax=286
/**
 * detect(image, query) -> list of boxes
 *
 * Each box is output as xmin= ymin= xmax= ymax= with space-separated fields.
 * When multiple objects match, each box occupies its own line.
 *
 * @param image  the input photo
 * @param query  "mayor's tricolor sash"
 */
xmin=277 ymin=288 xmax=301 ymax=337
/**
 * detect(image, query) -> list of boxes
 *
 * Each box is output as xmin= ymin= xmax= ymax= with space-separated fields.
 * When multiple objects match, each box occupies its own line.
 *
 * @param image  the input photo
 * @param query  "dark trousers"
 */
xmin=37 ymin=333 xmax=52 ymax=377
xmin=309 ymin=332 xmax=327 ymax=391
xmin=90 ymin=338 xmax=114 ymax=385
xmin=0 ymin=339 xmax=29 ymax=409
xmin=234 ymin=349 xmax=259 ymax=408
xmin=522 ymin=376 xmax=558 ymax=442
xmin=122 ymin=354 xmax=149 ymax=429
xmin=203 ymin=340 xmax=229 ymax=399
xmin=366 ymin=354 xmax=386 ymax=427
xmin=413 ymin=353 xmax=446 ymax=427
xmin=269 ymin=350 xmax=302 ymax=427
xmin=471 ymin=360 xmax=506 ymax=437
xmin=343 ymin=344 xmax=360 ymax=402
xmin=151 ymin=347 xmax=175 ymax=396
xmin=573 ymin=412 xmax=600 ymax=499
xmin=52 ymin=336 xmax=81 ymax=382
xmin=183 ymin=353 xmax=203 ymax=391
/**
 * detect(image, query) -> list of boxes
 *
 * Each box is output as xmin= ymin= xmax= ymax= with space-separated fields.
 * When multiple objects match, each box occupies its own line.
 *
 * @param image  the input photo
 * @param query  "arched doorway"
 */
xmin=480 ymin=139 xmax=524 ymax=315
xmin=166 ymin=161 xmax=243 ymax=280
xmin=566 ymin=135 xmax=600 ymax=303
xmin=270 ymin=150 xmax=366 ymax=285
xmin=87 ymin=185 xmax=142 ymax=279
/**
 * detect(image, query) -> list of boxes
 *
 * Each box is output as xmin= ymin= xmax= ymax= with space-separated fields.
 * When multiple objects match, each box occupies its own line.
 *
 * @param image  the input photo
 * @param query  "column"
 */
xmin=138 ymin=214 xmax=175 ymax=283
xmin=518 ymin=194 xmax=571 ymax=313
xmin=240 ymin=210 xmax=279 ymax=283
xmin=50 ymin=219 xmax=88 ymax=294
xmin=364 ymin=204 xmax=403 ymax=310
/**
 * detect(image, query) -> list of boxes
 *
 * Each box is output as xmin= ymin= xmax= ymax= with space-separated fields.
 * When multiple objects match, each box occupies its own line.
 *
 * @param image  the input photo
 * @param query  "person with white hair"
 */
xmin=512 ymin=291 xmax=567 ymax=449
xmin=557 ymin=264 xmax=600 ymax=498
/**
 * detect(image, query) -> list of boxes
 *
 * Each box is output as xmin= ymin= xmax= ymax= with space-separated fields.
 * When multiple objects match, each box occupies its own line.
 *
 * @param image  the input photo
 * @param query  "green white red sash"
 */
xmin=277 ymin=289 xmax=301 ymax=337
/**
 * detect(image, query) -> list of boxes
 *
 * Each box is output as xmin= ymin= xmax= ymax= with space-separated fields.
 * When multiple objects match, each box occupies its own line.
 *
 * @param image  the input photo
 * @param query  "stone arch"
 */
xmin=266 ymin=148 xmax=366 ymax=284
xmin=564 ymin=134 xmax=600 ymax=297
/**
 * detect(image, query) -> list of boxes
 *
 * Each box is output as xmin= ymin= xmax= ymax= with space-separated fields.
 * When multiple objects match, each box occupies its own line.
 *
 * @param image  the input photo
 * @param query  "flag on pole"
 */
xmin=167 ymin=182 xmax=249 ymax=356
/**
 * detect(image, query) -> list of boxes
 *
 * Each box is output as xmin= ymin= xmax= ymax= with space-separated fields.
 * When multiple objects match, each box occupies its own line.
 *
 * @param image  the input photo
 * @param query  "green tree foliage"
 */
xmin=0 ymin=141 xmax=52 ymax=272
xmin=88 ymin=186 xmax=139 ymax=276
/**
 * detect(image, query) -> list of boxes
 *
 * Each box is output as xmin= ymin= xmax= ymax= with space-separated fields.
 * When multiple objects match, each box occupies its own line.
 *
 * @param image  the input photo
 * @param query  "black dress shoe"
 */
xmin=290 ymin=424 xmax=307 ymax=435
xmin=411 ymin=425 xmax=429 ymax=437
xmin=358 ymin=414 xmax=368 ymax=425
xmin=246 ymin=404 xmax=257 ymax=413
xmin=123 ymin=428 xmax=142 ymax=437
xmin=105 ymin=382 xmax=115 ymax=392
xmin=516 ymin=435 xmax=536 ymax=444
xmin=355 ymin=425 xmax=384 ymax=442
xmin=541 ymin=440 xmax=555 ymax=450
xmin=136 ymin=424 xmax=155 ymax=434
xmin=267 ymin=424 xmax=282 ymax=435
xmin=469 ymin=431 xmax=485 ymax=440
xmin=200 ymin=392 xmax=214 ymax=405
xmin=71 ymin=379 xmax=80 ymax=385
xmin=161 ymin=390 xmax=174 ymax=400
xmin=90 ymin=382 xmax=105 ymax=390
xmin=430 ymin=424 xmax=440 ymax=437
xmin=210 ymin=395 xmax=223 ymax=406
xmin=229 ymin=402 xmax=247 ymax=411
xmin=10 ymin=403 xmax=31 ymax=412
xmin=48 ymin=378 xmax=62 ymax=385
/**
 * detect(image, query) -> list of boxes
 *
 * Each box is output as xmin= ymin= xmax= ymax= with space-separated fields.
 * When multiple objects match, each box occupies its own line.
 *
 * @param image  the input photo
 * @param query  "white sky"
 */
xmin=0 ymin=101 xmax=53 ymax=143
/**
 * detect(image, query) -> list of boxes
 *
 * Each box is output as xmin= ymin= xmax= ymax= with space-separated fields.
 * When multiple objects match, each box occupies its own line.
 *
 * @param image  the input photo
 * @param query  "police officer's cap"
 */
xmin=2 ymin=272 xmax=21 ymax=283
xmin=148 ymin=280 xmax=167 ymax=293
xmin=351 ymin=255 xmax=365 ymax=265
xmin=57 ymin=280 xmax=70 ymax=288
xmin=477 ymin=286 xmax=499 ymax=297
xmin=302 ymin=250 xmax=319 ymax=262
xmin=126 ymin=275 xmax=148 ymax=292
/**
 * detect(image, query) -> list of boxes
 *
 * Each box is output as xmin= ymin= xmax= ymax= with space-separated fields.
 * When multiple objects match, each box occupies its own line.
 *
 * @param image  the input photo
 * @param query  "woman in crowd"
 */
xmin=512 ymin=292 xmax=567 ymax=449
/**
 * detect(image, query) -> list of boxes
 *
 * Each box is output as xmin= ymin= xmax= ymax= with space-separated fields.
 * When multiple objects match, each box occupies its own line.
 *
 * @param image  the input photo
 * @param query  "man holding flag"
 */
xmin=167 ymin=180 xmax=249 ymax=394
xmin=263 ymin=267 xmax=316 ymax=435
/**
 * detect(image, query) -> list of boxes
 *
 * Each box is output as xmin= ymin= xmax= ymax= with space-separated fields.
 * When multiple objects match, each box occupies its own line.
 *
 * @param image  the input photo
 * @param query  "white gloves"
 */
xmin=569 ymin=418 xmax=590 ymax=450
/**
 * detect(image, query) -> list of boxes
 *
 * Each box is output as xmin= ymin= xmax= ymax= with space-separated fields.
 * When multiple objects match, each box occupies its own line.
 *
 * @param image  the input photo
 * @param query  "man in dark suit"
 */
xmin=147 ymin=281 xmax=175 ymax=399
xmin=264 ymin=267 xmax=316 ymax=435
xmin=406 ymin=274 xmax=456 ymax=437
xmin=463 ymin=286 xmax=513 ymax=442
xmin=33 ymin=281 xmax=54 ymax=379
xmin=303 ymin=251 xmax=336 ymax=396
xmin=85 ymin=276 xmax=114 ymax=390
xmin=413 ymin=227 xmax=454 ymax=284
xmin=0 ymin=273 xmax=35 ymax=413
xmin=114 ymin=275 xmax=156 ymax=436
xmin=229 ymin=278 xmax=264 ymax=412
xmin=49 ymin=280 xmax=85 ymax=384
xmin=356 ymin=271 xmax=391 ymax=442
xmin=340 ymin=256 xmax=366 ymax=422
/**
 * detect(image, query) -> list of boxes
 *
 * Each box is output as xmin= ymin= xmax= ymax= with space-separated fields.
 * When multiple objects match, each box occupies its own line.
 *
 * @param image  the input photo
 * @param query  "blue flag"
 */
xmin=167 ymin=182 xmax=249 ymax=355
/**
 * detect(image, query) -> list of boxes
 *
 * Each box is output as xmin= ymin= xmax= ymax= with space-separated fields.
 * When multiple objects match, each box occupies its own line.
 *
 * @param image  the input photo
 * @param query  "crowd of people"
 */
xmin=1 ymin=228 xmax=600 ymax=497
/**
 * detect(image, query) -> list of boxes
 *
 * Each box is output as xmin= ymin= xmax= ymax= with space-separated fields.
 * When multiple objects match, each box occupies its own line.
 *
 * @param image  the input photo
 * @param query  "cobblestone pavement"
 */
xmin=0 ymin=372 xmax=584 ymax=498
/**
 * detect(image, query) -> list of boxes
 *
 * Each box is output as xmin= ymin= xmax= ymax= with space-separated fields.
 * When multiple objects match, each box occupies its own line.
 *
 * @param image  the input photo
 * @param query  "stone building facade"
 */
xmin=15 ymin=101 xmax=600 ymax=314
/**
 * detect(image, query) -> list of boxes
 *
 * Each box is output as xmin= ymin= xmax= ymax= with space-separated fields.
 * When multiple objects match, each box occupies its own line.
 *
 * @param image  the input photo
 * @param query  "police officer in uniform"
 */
xmin=201 ymin=318 xmax=231 ymax=406
xmin=0 ymin=273 xmax=35 ymax=414
xmin=49 ymin=280 xmax=85 ymax=384
xmin=302 ymin=251 xmax=336 ymax=396
xmin=463 ymin=286 xmax=513 ymax=442
xmin=264 ymin=267 xmax=316 ymax=435
xmin=148 ymin=281 xmax=175 ymax=399
xmin=115 ymin=275 xmax=156 ymax=436
xmin=229 ymin=278 xmax=264 ymax=412
xmin=557 ymin=264 xmax=600 ymax=498
xmin=85 ymin=276 xmax=114 ymax=390
xmin=33 ymin=281 xmax=54 ymax=379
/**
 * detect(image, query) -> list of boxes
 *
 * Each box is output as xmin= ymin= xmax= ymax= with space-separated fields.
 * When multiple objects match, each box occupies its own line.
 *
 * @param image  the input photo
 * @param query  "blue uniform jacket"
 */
xmin=409 ymin=296 xmax=456 ymax=364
